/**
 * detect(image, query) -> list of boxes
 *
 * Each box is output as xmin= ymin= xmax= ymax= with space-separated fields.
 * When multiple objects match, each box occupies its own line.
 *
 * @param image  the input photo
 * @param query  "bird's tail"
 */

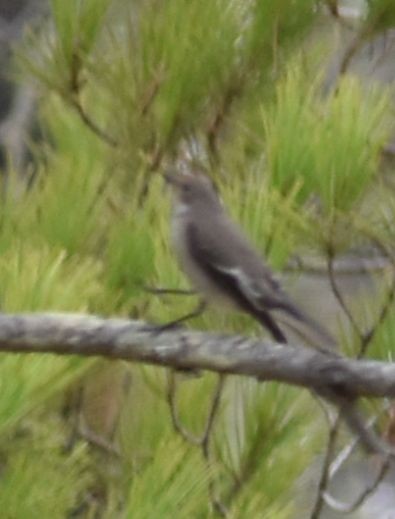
xmin=273 ymin=302 xmax=338 ymax=354
xmin=251 ymin=308 xmax=288 ymax=344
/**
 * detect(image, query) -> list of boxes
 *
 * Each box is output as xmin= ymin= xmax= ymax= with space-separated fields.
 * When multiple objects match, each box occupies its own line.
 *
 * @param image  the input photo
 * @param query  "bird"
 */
xmin=164 ymin=170 xmax=336 ymax=351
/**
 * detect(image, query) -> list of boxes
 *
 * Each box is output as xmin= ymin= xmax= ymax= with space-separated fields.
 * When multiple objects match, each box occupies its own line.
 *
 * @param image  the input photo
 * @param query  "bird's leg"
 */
xmin=144 ymin=286 xmax=197 ymax=296
xmin=153 ymin=300 xmax=207 ymax=332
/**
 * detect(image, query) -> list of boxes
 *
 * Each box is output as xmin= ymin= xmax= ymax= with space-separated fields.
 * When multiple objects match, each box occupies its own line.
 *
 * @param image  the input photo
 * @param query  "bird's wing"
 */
xmin=187 ymin=219 xmax=337 ymax=350
xmin=186 ymin=218 xmax=286 ymax=312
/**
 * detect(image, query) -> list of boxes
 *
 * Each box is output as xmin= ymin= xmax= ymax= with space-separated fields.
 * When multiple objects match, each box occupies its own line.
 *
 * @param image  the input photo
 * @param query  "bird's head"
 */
xmin=164 ymin=171 xmax=220 ymax=210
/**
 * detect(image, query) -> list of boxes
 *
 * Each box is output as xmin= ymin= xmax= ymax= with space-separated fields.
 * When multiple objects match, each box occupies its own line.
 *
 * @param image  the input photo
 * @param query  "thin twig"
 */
xmin=336 ymin=397 xmax=395 ymax=456
xmin=311 ymin=393 xmax=336 ymax=428
xmin=144 ymin=286 xmax=196 ymax=296
xmin=347 ymin=226 xmax=395 ymax=358
xmin=286 ymin=254 xmax=391 ymax=275
xmin=166 ymin=371 xmax=228 ymax=516
xmin=70 ymin=96 xmax=118 ymax=148
xmin=323 ymin=456 xmax=391 ymax=513
xmin=318 ymin=228 xmax=395 ymax=514
xmin=63 ymin=384 xmax=84 ymax=454
xmin=201 ymin=375 xmax=228 ymax=517
xmin=201 ymin=375 xmax=226 ymax=453
xmin=339 ymin=30 xmax=370 ymax=76
xmin=359 ymin=271 xmax=395 ymax=358
xmin=329 ymin=431 xmax=359 ymax=478
xmin=309 ymin=412 xmax=342 ymax=519
xmin=225 ymin=393 xmax=279 ymax=508
xmin=207 ymin=83 xmax=240 ymax=162
xmin=78 ymin=421 xmax=122 ymax=458
xmin=136 ymin=145 xmax=164 ymax=206
xmin=65 ymin=45 xmax=119 ymax=149
xmin=352 ymin=222 xmax=395 ymax=266
xmin=311 ymin=395 xmax=395 ymax=517
xmin=327 ymin=252 xmax=362 ymax=338
xmin=166 ymin=370 xmax=201 ymax=445
xmin=311 ymin=238 xmax=393 ymax=507
xmin=310 ymin=398 xmax=389 ymax=517
xmin=329 ymin=412 xmax=380 ymax=479
xmin=324 ymin=0 xmax=355 ymax=30
xmin=139 ymin=67 xmax=165 ymax=117
xmin=63 ymin=384 xmax=122 ymax=458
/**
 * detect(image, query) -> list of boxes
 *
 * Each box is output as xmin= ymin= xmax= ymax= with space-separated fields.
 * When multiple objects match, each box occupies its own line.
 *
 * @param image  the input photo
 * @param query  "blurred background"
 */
xmin=0 ymin=1 xmax=394 ymax=517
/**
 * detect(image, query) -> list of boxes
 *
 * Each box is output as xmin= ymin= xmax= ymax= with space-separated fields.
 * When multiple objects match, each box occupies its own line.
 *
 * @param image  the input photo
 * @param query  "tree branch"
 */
xmin=1 ymin=313 xmax=395 ymax=399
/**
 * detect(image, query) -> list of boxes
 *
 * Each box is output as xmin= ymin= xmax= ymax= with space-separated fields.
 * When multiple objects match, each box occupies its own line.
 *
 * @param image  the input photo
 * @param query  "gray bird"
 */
xmin=164 ymin=171 xmax=336 ymax=350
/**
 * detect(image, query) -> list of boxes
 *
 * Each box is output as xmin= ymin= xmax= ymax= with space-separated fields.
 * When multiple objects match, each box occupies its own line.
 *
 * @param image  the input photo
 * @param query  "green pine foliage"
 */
xmin=264 ymin=68 xmax=391 ymax=211
xmin=0 ymin=417 xmax=92 ymax=519
xmin=0 ymin=0 xmax=392 ymax=517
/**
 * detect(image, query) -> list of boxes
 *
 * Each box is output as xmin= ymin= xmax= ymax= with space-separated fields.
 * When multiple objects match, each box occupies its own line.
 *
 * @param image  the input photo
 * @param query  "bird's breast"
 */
xmin=170 ymin=213 xmax=234 ymax=307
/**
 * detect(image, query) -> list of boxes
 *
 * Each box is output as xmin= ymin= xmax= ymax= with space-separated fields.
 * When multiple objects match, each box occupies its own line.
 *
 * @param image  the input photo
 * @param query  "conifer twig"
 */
xmin=201 ymin=375 xmax=228 ymax=517
xmin=313 ymin=232 xmax=395 ymax=517
xmin=166 ymin=371 xmax=228 ymax=516
xmin=323 ymin=456 xmax=391 ymax=513
xmin=309 ymin=412 xmax=342 ymax=519
xmin=327 ymin=252 xmax=362 ymax=338
xmin=69 ymin=95 xmax=118 ymax=148
xmin=166 ymin=370 xmax=201 ymax=445
xmin=67 ymin=49 xmax=119 ymax=148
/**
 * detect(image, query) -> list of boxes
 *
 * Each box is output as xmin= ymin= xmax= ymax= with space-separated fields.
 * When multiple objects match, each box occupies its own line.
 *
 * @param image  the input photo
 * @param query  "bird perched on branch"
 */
xmin=164 ymin=171 xmax=336 ymax=351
